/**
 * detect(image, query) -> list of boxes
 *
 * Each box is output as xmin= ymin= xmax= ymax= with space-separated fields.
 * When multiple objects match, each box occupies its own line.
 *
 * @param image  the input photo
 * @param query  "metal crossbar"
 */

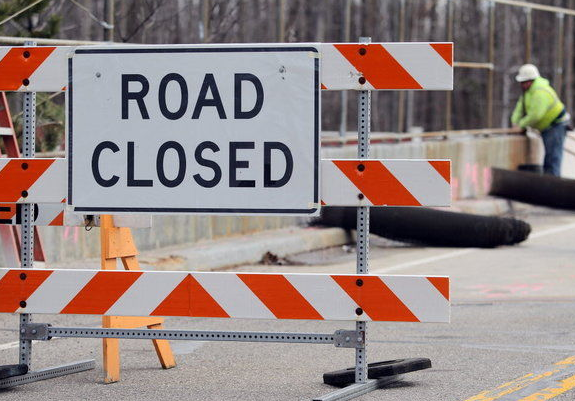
xmin=49 ymin=327 xmax=336 ymax=345
xmin=19 ymin=325 xmax=364 ymax=348
xmin=313 ymin=375 xmax=404 ymax=401
xmin=0 ymin=360 xmax=95 ymax=389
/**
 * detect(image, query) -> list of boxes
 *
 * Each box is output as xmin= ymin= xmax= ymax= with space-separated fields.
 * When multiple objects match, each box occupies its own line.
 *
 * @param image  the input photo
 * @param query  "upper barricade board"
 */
xmin=0 ymin=43 xmax=453 ymax=92
xmin=67 ymin=44 xmax=320 ymax=215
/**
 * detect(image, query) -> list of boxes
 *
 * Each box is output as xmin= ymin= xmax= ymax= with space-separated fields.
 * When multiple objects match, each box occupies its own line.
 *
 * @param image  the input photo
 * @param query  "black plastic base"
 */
xmin=323 ymin=358 xmax=431 ymax=388
xmin=0 ymin=365 xmax=28 ymax=380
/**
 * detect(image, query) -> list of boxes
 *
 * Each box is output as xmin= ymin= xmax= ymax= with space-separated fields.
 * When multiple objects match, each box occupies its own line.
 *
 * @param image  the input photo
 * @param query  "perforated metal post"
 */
xmin=355 ymin=36 xmax=371 ymax=384
xmin=19 ymin=41 xmax=36 ymax=367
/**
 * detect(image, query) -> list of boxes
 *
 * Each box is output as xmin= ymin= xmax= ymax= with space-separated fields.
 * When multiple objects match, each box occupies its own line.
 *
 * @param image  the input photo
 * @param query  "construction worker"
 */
xmin=511 ymin=64 xmax=570 ymax=176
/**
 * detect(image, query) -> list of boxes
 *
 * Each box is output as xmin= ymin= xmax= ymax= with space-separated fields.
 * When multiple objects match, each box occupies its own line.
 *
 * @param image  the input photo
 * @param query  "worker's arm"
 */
xmin=511 ymin=98 xmax=524 ymax=126
xmin=518 ymin=90 xmax=551 ymax=128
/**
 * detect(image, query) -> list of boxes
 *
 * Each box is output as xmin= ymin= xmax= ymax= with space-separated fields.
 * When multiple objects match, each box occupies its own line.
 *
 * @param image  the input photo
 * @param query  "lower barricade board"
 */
xmin=0 ymin=203 xmax=152 ymax=227
xmin=0 ymin=158 xmax=451 ymax=209
xmin=0 ymin=269 xmax=450 ymax=323
xmin=0 ymin=202 xmax=64 ymax=226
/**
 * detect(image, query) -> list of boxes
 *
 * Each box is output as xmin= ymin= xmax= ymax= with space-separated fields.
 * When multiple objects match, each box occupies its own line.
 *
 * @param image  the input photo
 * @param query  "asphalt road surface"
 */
xmin=1 ymin=206 xmax=575 ymax=400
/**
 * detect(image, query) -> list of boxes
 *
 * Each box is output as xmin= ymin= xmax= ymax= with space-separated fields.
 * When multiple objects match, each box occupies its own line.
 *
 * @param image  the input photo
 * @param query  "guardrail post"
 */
xmin=19 ymin=40 xmax=36 ymax=368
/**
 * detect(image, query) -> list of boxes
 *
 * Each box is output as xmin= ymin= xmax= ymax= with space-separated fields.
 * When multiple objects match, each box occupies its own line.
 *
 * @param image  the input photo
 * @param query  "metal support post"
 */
xmin=8 ymin=42 xmax=96 ymax=386
xmin=355 ymin=35 xmax=371 ymax=385
xmin=19 ymin=40 xmax=36 ymax=368
xmin=316 ymin=36 xmax=398 ymax=401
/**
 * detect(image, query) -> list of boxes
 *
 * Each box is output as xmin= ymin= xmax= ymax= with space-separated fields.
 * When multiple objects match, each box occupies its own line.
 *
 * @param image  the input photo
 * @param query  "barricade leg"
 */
xmin=100 ymin=215 xmax=175 ymax=383
xmin=102 ymin=326 xmax=120 ymax=384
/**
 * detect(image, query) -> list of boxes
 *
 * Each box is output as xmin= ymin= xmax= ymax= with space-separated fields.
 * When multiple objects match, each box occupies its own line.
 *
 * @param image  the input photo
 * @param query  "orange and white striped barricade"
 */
xmin=0 ymin=157 xmax=164 ymax=382
xmin=0 ymin=202 xmax=151 ymax=228
xmin=0 ymin=269 xmax=449 ymax=323
xmin=0 ymin=158 xmax=65 ymax=203
xmin=0 ymin=41 xmax=164 ymax=386
xmin=321 ymin=159 xmax=451 ymax=207
xmin=0 ymin=158 xmax=150 ymax=228
xmin=0 ymin=158 xmax=451 ymax=210
xmin=0 ymin=42 xmax=452 ymax=92
xmin=0 ymin=40 xmax=453 ymax=400
xmin=0 ymin=92 xmax=49 ymax=271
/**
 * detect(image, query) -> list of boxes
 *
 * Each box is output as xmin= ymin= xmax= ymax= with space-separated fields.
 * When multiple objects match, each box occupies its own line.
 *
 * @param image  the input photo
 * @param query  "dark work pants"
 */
xmin=541 ymin=123 xmax=567 ymax=176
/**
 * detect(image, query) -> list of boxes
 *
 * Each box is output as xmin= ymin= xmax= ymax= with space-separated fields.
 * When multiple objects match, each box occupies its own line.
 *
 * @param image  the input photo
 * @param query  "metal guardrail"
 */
xmin=31 ymin=128 xmax=524 ymax=157
xmin=0 ymin=36 xmax=110 ymax=46
xmin=322 ymin=127 xmax=523 ymax=146
xmin=454 ymin=61 xmax=494 ymax=70
xmin=489 ymin=0 xmax=575 ymax=17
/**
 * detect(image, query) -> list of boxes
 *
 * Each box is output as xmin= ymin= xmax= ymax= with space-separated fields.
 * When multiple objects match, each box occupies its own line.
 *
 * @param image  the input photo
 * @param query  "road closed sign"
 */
xmin=67 ymin=45 xmax=319 ymax=215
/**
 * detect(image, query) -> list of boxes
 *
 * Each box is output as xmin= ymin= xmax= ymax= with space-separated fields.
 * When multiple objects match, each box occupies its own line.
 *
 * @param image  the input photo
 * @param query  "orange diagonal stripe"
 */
xmin=151 ymin=275 xmax=229 ymax=318
xmin=332 ymin=276 xmax=419 ymax=322
xmin=333 ymin=160 xmax=421 ymax=206
xmin=334 ymin=44 xmax=422 ymax=89
xmin=49 ymin=211 xmax=64 ymax=226
xmin=0 ymin=47 xmax=56 ymax=90
xmin=427 ymin=277 xmax=450 ymax=300
xmin=239 ymin=274 xmax=323 ymax=320
xmin=0 ymin=159 xmax=55 ymax=202
xmin=428 ymin=161 xmax=451 ymax=183
xmin=0 ymin=203 xmax=17 ymax=221
xmin=61 ymin=271 xmax=142 ymax=315
xmin=0 ymin=270 xmax=53 ymax=313
xmin=429 ymin=43 xmax=453 ymax=66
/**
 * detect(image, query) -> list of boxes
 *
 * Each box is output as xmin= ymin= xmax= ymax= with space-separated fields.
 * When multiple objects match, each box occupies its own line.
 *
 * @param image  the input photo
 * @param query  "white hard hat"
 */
xmin=516 ymin=64 xmax=540 ymax=82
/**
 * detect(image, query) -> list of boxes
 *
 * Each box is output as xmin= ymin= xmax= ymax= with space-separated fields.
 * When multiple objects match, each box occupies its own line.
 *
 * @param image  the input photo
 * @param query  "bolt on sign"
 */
xmin=67 ymin=45 xmax=320 ymax=215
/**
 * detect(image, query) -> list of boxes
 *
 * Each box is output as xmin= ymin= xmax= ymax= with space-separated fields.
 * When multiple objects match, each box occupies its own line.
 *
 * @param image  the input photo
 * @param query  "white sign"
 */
xmin=67 ymin=45 xmax=319 ymax=215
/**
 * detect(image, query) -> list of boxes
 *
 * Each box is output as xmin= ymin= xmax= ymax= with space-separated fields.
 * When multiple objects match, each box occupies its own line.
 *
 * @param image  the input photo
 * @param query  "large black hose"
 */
xmin=316 ymin=207 xmax=530 ymax=248
xmin=489 ymin=168 xmax=575 ymax=211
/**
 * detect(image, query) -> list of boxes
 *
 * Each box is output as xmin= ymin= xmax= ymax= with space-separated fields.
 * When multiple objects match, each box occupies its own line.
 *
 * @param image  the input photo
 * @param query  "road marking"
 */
xmin=528 ymin=221 xmax=575 ymax=239
xmin=373 ymin=249 xmax=476 ymax=273
xmin=373 ymin=220 xmax=575 ymax=274
xmin=516 ymin=374 xmax=575 ymax=400
xmin=463 ymin=355 xmax=575 ymax=401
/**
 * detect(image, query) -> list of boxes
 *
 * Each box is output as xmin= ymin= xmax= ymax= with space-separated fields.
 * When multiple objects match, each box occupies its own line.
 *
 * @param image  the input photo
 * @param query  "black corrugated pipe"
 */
xmin=315 ymin=207 xmax=531 ymax=248
xmin=489 ymin=168 xmax=575 ymax=211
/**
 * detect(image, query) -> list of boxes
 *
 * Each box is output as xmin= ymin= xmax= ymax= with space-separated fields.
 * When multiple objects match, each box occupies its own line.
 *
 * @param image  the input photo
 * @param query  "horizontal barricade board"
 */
xmin=0 ymin=203 xmax=151 ymax=227
xmin=0 ymin=202 xmax=64 ymax=226
xmin=0 ymin=158 xmax=66 ymax=203
xmin=0 ymin=43 xmax=453 ymax=92
xmin=321 ymin=159 xmax=450 ymax=207
xmin=0 ymin=158 xmax=451 ymax=208
xmin=0 ymin=269 xmax=450 ymax=323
